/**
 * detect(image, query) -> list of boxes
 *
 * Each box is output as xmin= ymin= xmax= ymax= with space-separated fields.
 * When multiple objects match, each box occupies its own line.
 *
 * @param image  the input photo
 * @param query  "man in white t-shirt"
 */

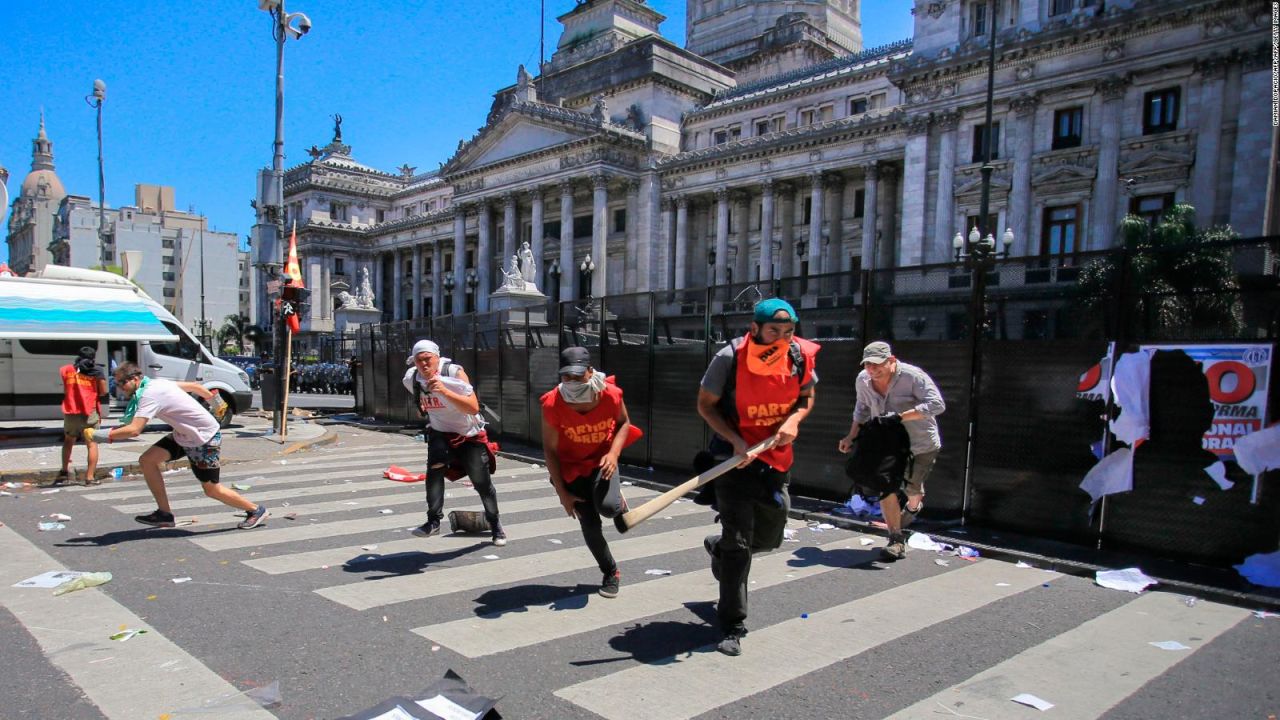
xmin=402 ymin=339 xmax=506 ymax=545
xmin=93 ymin=362 xmax=268 ymax=530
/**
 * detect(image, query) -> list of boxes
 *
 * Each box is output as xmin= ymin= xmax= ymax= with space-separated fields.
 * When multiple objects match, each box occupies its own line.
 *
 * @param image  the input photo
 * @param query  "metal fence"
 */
xmin=355 ymin=235 xmax=1280 ymax=566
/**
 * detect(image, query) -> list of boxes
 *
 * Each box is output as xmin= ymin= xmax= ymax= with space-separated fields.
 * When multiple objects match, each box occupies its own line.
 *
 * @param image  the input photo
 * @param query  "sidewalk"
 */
xmin=0 ymin=413 xmax=336 ymax=484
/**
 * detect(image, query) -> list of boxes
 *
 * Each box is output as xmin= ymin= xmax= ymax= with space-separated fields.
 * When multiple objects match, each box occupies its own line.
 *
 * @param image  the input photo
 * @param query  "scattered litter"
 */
xmin=344 ymin=502 xmax=359 ymax=505
xmin=1095 ymin=567 xmax=1157 ymax=593
xmin=3 ymin=481 xmax=22 ymax=489
xmin=88 ymin=657 xmax=115 ymax=664
xmin=0 ymin=491 xmax=12 ymax=497
xmin=907 ymin=533 xmax=946 ymax=552
xmin=1235 ymin=549 xmax=1280 ymax=588
xmin=1184 ymin=596 xmax=1198 ymax=607
xmin=783 ymin=528 xmax=800 ymax=542
xmin=1016 ymin=561 xmax=1033 ymax=569
xmin=383 ymin=616 xmax=388 ymax=622
xmin=800 ymin=613 xmax=809 ymax=619
xmin=49 ymin=513 xmax=72 ymax=521
xmin=40 ymin=488 xmax=60 ymax=495
xmin=15 ymin=571 xmax=87 ymax=589
xmin=231 ymin=484 xmax=252 ymax=491
xmin=621 ymin=480 xmax=632 ymax=486
xmin=171 ymin=577 xmax=192 ymax=584
xmin=1010 ymin=693 xmax=1054 ymax=711
xmin=859 ymin=537 xmax=875 ymax=546
xmin=934 ymin=559 xmax=950 ymax=567
xmin=362 ymin=545 xmax=379 ymax=551
xmin=833 ymin=495 xmax=882 ymax=517
xmin=378 ymin=509 xmax=395 ymax=515
xmin=147 ymin=595 xmax=157 ymax=600
xmin=1253 ymin=610 xmax=1277 ymax=619
xmin=109 ymin=628 xmax=147 ymax=642
xmin=431 ymin=645 xmax=441 ymax=652
xmin=996 ymin=582 xmax=1011 ymax=587
xmin=111 ymin=468 xmax=124 ymax=481
xmin=547 ymin=538 xmax=563 ymax=544
xmin=816 ymin=522 xmax=835 ymax=530
xmin=284 ymin=513 xmax=298 ymax=520
xmin=1204 ymin=461 xmax=1232 ymax=490
xmin=1192 ymin=496 xmax=1206 ymax=505
xmin=1150 ymin=640 xmax=1190 ymax=651
xmin=384 ymin=465 xmax=426 ymax=483
xmin=530 ymin=464 xmax=540 ymax=469
xmin=644 ymin=569 xmax=672 ymax=576
xmin=957 ymin=546 xmax=980 ymax=560
xmin=482 ymin=555 xmax=499 ymax=560
xmin=662 ymin=516 xmax=673 ymax=520
xmin=37 ymin=522 xmax=66 ymax=532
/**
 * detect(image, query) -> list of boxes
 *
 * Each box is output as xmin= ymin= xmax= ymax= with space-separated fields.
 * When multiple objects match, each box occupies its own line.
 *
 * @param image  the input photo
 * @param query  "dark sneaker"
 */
xmin=237 ymin=505 xmax=269 ymax=529
xmin=880 ymin=534 xmax=907 ymax=561
xmin=491 ymin=523 xmax=508 ymax=547
xmin=717 ymin=632 xmax=744 ymax=657
xmin=599 ymin=570 xmax=621 ymax=598
xmin=412 ymin=520 xmax=441 ymax=538
xmin=704 ymin=534 xmax=722 ymax=581
xmin=135 ymin=509 xmax=176 ymax=528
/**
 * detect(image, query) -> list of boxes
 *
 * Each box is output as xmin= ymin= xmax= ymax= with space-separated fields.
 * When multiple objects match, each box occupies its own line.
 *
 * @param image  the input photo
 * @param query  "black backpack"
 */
xmin=844 ymin=414 xmax=911 ymax=497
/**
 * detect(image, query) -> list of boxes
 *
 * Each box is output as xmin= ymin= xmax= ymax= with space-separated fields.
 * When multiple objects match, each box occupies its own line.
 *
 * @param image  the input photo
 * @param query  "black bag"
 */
xmin=844 ymin=414 xmax=911 ymax=496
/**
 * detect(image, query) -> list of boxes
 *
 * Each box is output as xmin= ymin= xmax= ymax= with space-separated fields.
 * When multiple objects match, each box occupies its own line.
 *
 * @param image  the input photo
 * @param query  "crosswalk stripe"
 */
xmin=0 ymin=524 xmax=276 ymax=719
xmin=414 ymin=534 xmax=878 ymax=658
xmin=109 ymin=467 xmax=547 ymax=513
xmin=555 ymin=560 xmax=1059 ymax=720
xmin=187 ymin=478 xmax=563 ymax=529
xmin=314 ymin=521 xmax=732 ymax=611
xmin=187 ymin=491 xmax=680 ymax=553
xmin=885 ymin=591 xmax=1248 ymax=719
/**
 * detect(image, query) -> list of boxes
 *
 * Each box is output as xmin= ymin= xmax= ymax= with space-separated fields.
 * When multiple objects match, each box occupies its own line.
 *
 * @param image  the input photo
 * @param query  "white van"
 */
xmin=0 ymin=265 xmax=252 ymax=425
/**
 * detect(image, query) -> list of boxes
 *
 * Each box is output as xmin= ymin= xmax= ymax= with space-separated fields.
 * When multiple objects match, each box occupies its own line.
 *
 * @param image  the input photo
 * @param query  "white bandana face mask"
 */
xmin=559 ymin=371 xmax=606 ymax=404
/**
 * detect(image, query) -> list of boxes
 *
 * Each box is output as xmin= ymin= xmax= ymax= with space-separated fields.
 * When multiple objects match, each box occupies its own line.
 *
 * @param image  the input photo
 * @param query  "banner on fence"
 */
xmin=1140 ymin=343 xmax=1273 ymax=460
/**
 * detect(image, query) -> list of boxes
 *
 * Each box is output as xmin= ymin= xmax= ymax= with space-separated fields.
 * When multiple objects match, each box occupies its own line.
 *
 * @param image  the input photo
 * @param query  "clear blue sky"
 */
xmin=0 ymin=1 xmax=915 ymax=263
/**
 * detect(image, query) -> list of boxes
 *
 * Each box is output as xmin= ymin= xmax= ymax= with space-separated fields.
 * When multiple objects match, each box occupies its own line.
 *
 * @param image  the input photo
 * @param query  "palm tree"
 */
xmin=218 ymin=313 xmax=251 ymax=355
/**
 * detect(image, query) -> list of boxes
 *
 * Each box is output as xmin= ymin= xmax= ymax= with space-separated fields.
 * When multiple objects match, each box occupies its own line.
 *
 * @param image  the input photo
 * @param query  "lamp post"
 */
xmin=85 ymin=79 xmax=106 ymax=268
xmin=548 ymin=259 xmax=561 ymax=310
xmin=258 ymin=0 xmax=311 ymax=435
xmin=579 ymin=254 xmax=595 ymax=300
xmin=442 ymin=270 xmax=456 ymax=314
xmin=465 ymin=269 xmax=478 ymax=312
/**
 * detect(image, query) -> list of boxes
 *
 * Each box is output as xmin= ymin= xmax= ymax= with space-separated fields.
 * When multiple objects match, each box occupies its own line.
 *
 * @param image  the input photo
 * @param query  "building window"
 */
xmin=800 ymin=106 xmax=832 ymax=126
xmin=1050 ymin=0 xmax=1073 ymax=16
xmin=330 ymin=202 xmax=349 ymax=222
xmin=466 ymin=250 xmax=475 ymax=268
xmin=966 ymin=213 xmax=999 ymax=237
xmin=162 ymin=271 xmax=175 ymax=282
xmin=162 ymin=256 xmax=175 ymax=266
xmin=972 ymin=122 xmax=1001 ymax=162
xmin=854 ymin=189 xmax=866 ymax=219
xmin=1052 ymin=107 xmax=1083 ymax=149
xmin=543 ymin=220 xmax=560 ymax=239
xmin=613 ymin=208 xmax=626 ymax=233
xmin=1040 ymin=205 xmax=1080 ymax=264
xmin=803 ymin=197 xmax=813 ymax=225
xmin=971 ymin=1 xmax=989 ymax=36
xmin=334 ymin=257 xmax=345 ymax=275
xmin=1143 ymin=87 xmax=1180 ymax=134
xmin=849 ymin=97 xmax=868 ymax=115
xmin=573 ymin=215 xmax=592 ymax=238
xmin=376 ymin=209 xmax=385 ymax=223
xmin=1129 ymin=193 xmax=1176 ymax=226
xmin=162 ymin=238 xmax=174 ymax=249
xmin=162 ymin=288 xmax=176 ymax=298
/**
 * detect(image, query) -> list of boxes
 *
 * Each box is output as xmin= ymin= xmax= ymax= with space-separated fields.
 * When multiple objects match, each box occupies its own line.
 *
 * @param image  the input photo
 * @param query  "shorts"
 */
xmin=904 ymin=449 xmax=939 ymax=497
xmin=154 ymin=432 xmax=222 ymax=483
xmin=63 ymin=412 xmax=100 ymax=439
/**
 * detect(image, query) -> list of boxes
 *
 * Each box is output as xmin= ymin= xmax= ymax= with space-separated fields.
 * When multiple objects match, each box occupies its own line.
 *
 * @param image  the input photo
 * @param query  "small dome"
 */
xmin=20 ymin=169 xmax=65 ymax=201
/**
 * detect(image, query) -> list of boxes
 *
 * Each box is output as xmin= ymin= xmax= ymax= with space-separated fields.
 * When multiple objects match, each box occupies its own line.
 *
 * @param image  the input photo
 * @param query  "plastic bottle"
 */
xmin=52 ymin=571 xmax=113 ymax=596
xmin=209 ymin=389 xmax=230 ymax=421
xmin=111 ymin=467 xmax=124 ymax=481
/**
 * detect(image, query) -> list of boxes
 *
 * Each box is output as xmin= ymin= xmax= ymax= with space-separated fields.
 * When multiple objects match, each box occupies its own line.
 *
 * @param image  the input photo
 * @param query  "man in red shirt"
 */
xmin=58 ymin=347 xmax=107 ymax=485
xmin=541 ymin=347 xmax=640 ymax=598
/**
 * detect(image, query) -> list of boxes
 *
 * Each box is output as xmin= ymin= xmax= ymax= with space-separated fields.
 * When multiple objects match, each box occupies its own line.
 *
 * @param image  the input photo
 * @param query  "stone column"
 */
xmin=392 ymin=249 xmax=405 ymax=321
xmin=661 ymin=197 xmax=676 ymax=290
xmin=759 ymin=179 xmax=775 ymax=281
xmin=476 ymin=200 xmax=492 ymax=311
xmin=452 ymin=207 xmax=467 ymax=314
xmin=778 ymin=183 xmax=796 ymax=277
xmin=625 ymin=179 xmax=640 ymax=291
xmin=899 ymin=114 xmax=931 ymax=266
xmin=934 ymin=110 xmax=961 ymax=264
xmin=876 ymin=165 xmax=899 ymax=269
xmin=591 ymin=173 xmax=609 ymax=297
xmin=372 ymin=252 xmax=383 ymax=315
xmin=733 ymin=189 xmax=751 ymax=284
xmin=1009 ymin=95 xmax=1038 ymax=257
xmin=807 ymin=172 xmax=825 ymax=271
xmin=559 ymin=180 xmax=576 ymax=302
xmin=1230 ymin=53 xmax=1272 ymax=236
xmin=1192 ymin=58 xmax=1227 ymax=223
xmin=638 ymin=172 xmax=659 ymax=292
xmin=412 ymin=243 xmax=423 ymax=320
xmin=860 ymin=163 xmax=880 ymax=266
xmin=674 ymin=195 xmax=689 ymax=290
xmin=320 ymin=249 xmax=331 ymax=321
xmin=528 ymin=187 xmax=544 ymax=290
xmin=431 ymin=241 xmax=443 ymax=318
xmin=825 ymin=173 xmax=844 ymax=273
xmin=714 ymin=187 xmax=730 ymax=286
xmin=502 ymin=192 xmax=518 ymax=274
xmin=1092 ymin=76 xmax=1128 ymax=251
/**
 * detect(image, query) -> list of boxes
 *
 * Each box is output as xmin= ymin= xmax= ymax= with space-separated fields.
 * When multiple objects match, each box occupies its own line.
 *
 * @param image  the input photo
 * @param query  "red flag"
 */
xmin=285 ymin=221 xmax=304 ymax=288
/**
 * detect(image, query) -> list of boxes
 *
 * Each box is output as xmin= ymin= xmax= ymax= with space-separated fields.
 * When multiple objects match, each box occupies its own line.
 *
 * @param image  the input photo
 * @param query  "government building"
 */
xmin=276 ymin=0 xmax=1274 ymax=333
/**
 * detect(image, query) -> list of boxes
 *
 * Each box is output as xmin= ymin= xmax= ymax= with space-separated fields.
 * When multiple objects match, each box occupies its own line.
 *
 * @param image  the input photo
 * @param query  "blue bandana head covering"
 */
xmin=753 ymin=298 xmax=798 ymax=324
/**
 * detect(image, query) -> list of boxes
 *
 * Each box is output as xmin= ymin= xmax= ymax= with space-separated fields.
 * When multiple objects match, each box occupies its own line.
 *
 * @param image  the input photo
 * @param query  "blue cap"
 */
xmin=753 ymin=298 xmax=798 ymax=324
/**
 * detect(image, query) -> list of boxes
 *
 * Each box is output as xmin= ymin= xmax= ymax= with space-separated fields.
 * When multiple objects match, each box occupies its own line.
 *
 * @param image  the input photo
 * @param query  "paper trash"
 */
xmin=1203 ymin=461 xmax=1232 ymax=491
xmin=15 ymin=571 xmax=86 ymax=589
xmin=54 ymin=572 xmax=112 ymax=596
xmin=1149 ymin=640 xmax=1190 ymax=651
xmin=907 ymin=533 xmax=946 ymax=552
xmin=1095 ymin=567 xmax=1157 ymax=593
xmin=1010 ymin=693 xmax=1054 ymax=711
xmin=643 ymin=569 xmax=672 ymax=576
xmin=37 ymin=522 xmax=66 ymax=531
xmin=49 ymin=513 xmax=72 ymax=521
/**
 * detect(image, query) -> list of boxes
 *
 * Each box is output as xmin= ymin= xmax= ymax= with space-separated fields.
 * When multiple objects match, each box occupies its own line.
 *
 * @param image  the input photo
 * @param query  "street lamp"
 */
xmin=258 ymin=0 xmax=311 ymax=435
xmin=442 ymin=270 xmax=456 ymax=314
xmin=85 ymin=79 xmax=106 ymax=268
xmin=579 ymin=254 xmax=595 ymax=300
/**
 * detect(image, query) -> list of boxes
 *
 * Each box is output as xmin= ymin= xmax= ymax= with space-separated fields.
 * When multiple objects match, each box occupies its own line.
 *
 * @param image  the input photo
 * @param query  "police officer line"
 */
xmin=83 ymin=450 xmax=1257 ymax=720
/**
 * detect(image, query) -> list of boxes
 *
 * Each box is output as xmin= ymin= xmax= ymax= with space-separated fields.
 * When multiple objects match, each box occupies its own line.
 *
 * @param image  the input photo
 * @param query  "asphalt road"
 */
xmin=2 ymin=426 xmax=1277 ymax=719
xmin=251 ymin=391 xmax=355 ymax=411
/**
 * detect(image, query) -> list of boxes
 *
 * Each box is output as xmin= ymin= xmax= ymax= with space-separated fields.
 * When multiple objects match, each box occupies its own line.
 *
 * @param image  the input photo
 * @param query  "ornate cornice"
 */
xmin=1096 ymin=74 xmax=1130 ymax=101
xmin=935 ymin=109 xmax=962 ymax=131
xmin=905 ymin=113 xmax=932 ymax=137
xmin=1010 ymin=93 xmax=1041 ymax=118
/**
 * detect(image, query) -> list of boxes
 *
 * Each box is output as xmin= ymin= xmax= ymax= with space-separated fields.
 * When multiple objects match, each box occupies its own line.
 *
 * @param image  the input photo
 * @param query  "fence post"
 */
xmin=859 ymin=268 xmax=873 ymax=343
xmin=645 ymin=291 xmax=656 ymax=467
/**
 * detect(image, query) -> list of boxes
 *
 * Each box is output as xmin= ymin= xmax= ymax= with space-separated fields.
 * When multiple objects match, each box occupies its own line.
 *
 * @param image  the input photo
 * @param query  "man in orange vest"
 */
xmin=541 ymin=347 xmax=641 ymax=598
xmin=58 ymin=347 xmax=108 ymax=485
xmin=696 ymin=298 xmax=819 ymax=656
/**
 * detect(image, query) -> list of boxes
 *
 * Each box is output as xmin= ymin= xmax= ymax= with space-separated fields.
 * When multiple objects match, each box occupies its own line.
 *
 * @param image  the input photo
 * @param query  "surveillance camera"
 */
xmin=285 ymin=11 xmax=312 ymax=38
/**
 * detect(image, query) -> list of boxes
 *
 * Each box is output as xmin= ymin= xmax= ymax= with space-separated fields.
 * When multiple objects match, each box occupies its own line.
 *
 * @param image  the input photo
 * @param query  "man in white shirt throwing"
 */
xmin=94 ymin=362 xmax=268 ymax=529
xmin=402 ymin=340 xmax=506 ymax=546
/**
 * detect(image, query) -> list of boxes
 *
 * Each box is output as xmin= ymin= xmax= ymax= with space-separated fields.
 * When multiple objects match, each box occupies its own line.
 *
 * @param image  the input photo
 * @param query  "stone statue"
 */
xmin=518 ymin=242 xmax=536 ymax=285
xmin=336 ymin=290 xmax=358 ymax=309
xmin=591 ymin=94 xmax=608 ymax=124
xmin=356 ymin=267 xmax=375 ymax=309
xmin=501 ymin=255 xmax=525 ymax=290
xmin=332 ymin=113 xmax=343 ymax=142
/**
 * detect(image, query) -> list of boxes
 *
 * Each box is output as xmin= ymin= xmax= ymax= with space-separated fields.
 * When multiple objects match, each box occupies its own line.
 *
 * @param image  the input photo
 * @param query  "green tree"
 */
xmin=218 ymin=313 xmax=251 ymax=354
xmin=1077 ymin=203 xmax=1243 ymax=339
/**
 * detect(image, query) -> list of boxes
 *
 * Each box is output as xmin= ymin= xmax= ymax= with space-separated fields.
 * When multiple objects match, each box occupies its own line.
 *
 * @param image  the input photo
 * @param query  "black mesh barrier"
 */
xmin=604 ymin=293 xmax=654 ymax=467
xmin=498 ymin=313 xmax=531 ymax=444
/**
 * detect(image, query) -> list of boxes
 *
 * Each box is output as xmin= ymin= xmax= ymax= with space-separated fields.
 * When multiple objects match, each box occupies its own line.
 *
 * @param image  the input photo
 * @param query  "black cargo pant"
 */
xmin=710 ymin=459 xmax=790 ymax=635
xmin=425 ymin=429 xmax=500 ymax=527
xmin=564 ymin=469 xmax=620 ymax=576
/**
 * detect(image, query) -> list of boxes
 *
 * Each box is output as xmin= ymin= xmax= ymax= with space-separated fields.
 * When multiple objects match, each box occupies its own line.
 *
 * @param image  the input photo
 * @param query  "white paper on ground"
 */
xmin=14 ymin=570 xmax=85 ymax=589
xmin=1204 ymin=461 xmax=1232 ymax=490
xmin=49 ymin=513 xmax=71 ymax=521
xmin=1235 ymin=549 xmax=1280 ymax=588
xmin=1192 ymin=496 xmax=1206 ymax=505
xmin=367 ymin=706 xmax=418 ymax=720
xmin=859 ymin=537 xmax=875 ymax=546
xmin=1011 ymin=693 xmax=1055 ymax=711
xmin=1079 ymin=446 xmax=1134 ymax=502
xmin=547 ymin=538 xmax=563 ymax=544
xmin=1150 ymin=640 xmax=1190 ymax=650
xmin=171 ymin=577 xmax=192 ymax=584
xmin=644 ymin=569 xmax=672 ymax=576
xmin=416 ymin=694 xmax=483 ymax=720
xmin=783 ymin=528 xmax=799 ymax=542
xmin=1015 ymin=561 xmax=1033 ymax=569
xmin=1233 ymin=424 xmax=1280 ymax=476
xmin=907 ymin=533 xmax=946 ymax=552
xmin=1096 ymin=567 xmax=1157 ymax=593
xmin=482 ymin=554 xmax=499 ymax=560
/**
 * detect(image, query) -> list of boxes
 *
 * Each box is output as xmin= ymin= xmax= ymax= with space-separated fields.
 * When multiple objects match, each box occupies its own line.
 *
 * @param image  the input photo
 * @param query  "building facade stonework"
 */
xmin=280 ymin=0 xmax=1274 ymax=331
